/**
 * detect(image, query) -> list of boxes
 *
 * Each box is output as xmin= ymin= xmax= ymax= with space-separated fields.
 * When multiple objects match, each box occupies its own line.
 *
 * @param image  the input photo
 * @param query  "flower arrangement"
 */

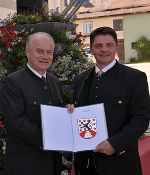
xmin=51 ymin=30 xmax=92 ymax=104
xmin=74 ymin=32 xmax=86 ymax=47
xmin=0 ymin=12 xmax=80 ymax=76
xmin=0 ymin=21 xmax=30 ymax=75
xmin=49 ymin=9 xmax=74 ymax=24
xmin=51 ymin=50 xmax=93 ymax=102
xmin=5 ymin=9 xmax=74 ymax=25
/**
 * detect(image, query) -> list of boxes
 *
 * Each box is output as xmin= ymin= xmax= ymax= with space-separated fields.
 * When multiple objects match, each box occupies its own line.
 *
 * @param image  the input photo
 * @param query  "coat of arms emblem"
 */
xmin=77 ymin=117 xmax=97 ymax=139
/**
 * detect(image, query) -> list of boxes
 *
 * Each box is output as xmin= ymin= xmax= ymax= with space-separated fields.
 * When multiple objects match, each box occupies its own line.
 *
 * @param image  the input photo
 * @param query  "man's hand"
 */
xmin=66 ymin=104 xmax=74 ymax=113
xmin=94 ymin=140 xmax=115 ymax=155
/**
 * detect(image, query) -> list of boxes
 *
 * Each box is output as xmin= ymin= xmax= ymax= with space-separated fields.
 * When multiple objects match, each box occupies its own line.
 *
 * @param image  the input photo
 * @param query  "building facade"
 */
xmin=75 ymin=0 xmax=150 ymax=63
xmin=1 ymin=0 xmax=150 ymax=63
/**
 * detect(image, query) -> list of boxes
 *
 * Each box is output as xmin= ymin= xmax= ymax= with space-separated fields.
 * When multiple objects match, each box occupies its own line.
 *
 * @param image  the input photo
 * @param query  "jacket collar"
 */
xmin=85 ymin=60 xmax=119 ymax=80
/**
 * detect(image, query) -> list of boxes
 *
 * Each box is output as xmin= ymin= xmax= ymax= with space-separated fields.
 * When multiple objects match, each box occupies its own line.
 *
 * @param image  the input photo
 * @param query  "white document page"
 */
xmin=41 ymin=105 xmax=74 ymax=151
xmin=72 ymin=103 xmax=108 ymax=152
xmin=41 ymin=103 xmax=108 ymax=152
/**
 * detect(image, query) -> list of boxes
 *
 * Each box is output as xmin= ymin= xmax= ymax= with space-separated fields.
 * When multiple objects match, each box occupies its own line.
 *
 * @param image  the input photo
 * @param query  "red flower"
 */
xmin=7 ymin=42 xmax=11 ymax=48
xmin=0 ymin=121 xmax=4 ymax=129
xmin=1 ymin=38 xmax=7 ymax=43
xmin=0 ymin=52 xmax=5 ymax=59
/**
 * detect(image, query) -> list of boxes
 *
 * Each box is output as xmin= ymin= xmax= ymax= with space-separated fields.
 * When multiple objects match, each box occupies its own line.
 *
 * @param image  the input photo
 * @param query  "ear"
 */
xmin=91 ymin=47 xmax=94 ymax=55
xmin=25 ymin=49 xmax=30 ymax=59
xmin=116 ymin=45 xmax=119 ymax=53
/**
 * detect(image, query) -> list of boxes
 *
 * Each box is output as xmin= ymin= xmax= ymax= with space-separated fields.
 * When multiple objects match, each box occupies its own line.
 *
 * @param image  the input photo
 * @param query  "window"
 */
xmin=83 ymin=21 xmax=93 ymax=35
xmin=113 ymin=19 xmax=123 ymax=31
xmin=131 ymin=42 xmax=137 ymax=49
xmin=64 ymin=0 xmax=70 ymax=6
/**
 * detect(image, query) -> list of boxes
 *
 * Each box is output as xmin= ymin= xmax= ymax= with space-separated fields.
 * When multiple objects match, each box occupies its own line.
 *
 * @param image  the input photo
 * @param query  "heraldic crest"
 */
xmin=77 ymin=117 xmax=97 ymax=139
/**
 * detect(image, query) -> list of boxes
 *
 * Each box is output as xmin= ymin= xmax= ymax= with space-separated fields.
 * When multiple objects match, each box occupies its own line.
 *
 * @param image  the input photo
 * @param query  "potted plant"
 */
xmin=3 ymin=10 xmax=77 ymax=33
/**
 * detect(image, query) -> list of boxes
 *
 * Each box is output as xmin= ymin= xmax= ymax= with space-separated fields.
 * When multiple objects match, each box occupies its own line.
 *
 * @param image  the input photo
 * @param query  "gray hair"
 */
xmin=26 ymin=32 xmax=55 ymax=50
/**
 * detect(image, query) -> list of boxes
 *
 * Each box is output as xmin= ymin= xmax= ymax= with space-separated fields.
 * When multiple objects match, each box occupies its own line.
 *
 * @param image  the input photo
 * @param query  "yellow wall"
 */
xmin=75 ymin=15 xmax=124 ymax=46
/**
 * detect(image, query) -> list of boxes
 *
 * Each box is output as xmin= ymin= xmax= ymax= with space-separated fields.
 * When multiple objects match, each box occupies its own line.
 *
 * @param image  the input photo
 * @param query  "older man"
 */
xmin=1 ymin=32 xmax=65 ymax=175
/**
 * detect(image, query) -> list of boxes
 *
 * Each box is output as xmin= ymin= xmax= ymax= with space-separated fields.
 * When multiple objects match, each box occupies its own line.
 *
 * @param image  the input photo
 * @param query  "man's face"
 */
xmin=26 ymin=36 xmax=54 ymax=75
xmin=91 ymin=34 xmax=117 ymax=69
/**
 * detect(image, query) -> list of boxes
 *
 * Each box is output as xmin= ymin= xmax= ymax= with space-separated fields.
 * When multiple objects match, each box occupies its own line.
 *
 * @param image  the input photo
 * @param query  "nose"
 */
xmin=102 ymin=45 xmax=107 ymax=51
xmin=43 ymin=51 xmax=49 ymax=59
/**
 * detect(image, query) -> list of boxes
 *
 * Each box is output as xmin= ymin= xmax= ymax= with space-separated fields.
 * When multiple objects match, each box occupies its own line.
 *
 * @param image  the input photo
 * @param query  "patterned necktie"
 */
xmin=41 ymin=76 xmax=47 ymax=84
xmin=41 ymin=76 xmax=48 ymax=89
xmin=97 ymin=70 xmax=103 ymax=77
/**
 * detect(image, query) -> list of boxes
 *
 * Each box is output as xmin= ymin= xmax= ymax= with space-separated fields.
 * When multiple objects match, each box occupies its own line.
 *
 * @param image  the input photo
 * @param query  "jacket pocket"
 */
xmin=104 ymin=97 xmax=129 ymax=134
xmin=25 ymin=97 xmax=41 ymax=123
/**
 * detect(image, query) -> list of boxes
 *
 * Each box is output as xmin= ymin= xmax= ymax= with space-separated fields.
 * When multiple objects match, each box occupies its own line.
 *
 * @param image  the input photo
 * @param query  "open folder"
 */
xmin=40 ymin=103 xmax=108 ymax=152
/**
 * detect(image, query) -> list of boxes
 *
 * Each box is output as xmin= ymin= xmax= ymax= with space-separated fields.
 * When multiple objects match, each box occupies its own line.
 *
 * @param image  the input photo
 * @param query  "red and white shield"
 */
xmin=77 ymin=117 xmax=97 ymax=139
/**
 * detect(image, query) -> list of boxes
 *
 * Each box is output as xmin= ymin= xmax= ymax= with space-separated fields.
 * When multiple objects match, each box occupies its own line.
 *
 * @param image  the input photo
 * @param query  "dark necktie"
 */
xmin=41 ymin=76 xmax=48 ymax=89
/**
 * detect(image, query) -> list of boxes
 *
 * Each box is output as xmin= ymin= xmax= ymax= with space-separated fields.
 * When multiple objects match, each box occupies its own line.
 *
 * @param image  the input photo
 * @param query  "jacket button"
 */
xmin=119 ymin=150 xmax=125 ymax=155
xmin=118 ymin=100 xmax=122 ymax=104
xmin=33 ymin=101 xmax=37 ymax=104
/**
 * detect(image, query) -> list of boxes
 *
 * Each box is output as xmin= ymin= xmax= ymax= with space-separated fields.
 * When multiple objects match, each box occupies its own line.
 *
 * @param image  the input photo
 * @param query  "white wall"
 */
xmin=0 ymin=0 xmax=16 ymax=20
xmin=0 ymin=7 xmax=16 ymax=20
xmin=48 ymin=0 xmax=61 ymax=11
xmin=0 ymin=0 xmax=16 ymax=9
xmin=124 ymin=13 xmax=150 ymax=63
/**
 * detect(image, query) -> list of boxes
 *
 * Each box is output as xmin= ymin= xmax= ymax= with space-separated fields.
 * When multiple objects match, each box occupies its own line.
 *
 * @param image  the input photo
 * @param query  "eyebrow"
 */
xmin=36 ymin=48 xmax=52 ymax=51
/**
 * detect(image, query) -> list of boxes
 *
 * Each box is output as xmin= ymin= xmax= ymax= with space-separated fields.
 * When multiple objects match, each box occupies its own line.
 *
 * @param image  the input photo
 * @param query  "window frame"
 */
xmin=113 ymin=19 xmax=123 ymax=31
xmin=83 ymin=21 xmax=93 ymax=36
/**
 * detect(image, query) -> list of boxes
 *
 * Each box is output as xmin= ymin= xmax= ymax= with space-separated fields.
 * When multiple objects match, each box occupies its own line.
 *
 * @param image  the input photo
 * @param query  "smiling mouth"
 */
xmin=39 ymin=61 xmax=48 ymax=63
xmin=99 ymin=54 xmax=109 ymax=57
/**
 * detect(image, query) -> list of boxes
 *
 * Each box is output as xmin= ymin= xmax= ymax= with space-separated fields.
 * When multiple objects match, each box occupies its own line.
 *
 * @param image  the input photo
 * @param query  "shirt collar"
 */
xmin=27 ymin=64 xmax=46 ymax=78
xmin=95 ymin=59 xmax=116 ymax=73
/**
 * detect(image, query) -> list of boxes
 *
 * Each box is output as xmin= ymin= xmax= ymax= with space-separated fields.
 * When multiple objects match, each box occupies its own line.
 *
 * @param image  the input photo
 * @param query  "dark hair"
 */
xmin=90 ymin=26 xmax=117 ymax=47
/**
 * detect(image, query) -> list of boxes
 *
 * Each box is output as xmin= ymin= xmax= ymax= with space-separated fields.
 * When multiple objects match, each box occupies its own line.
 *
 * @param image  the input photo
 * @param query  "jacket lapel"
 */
xmin=79 ymin=67 xmax=95 ymax=106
